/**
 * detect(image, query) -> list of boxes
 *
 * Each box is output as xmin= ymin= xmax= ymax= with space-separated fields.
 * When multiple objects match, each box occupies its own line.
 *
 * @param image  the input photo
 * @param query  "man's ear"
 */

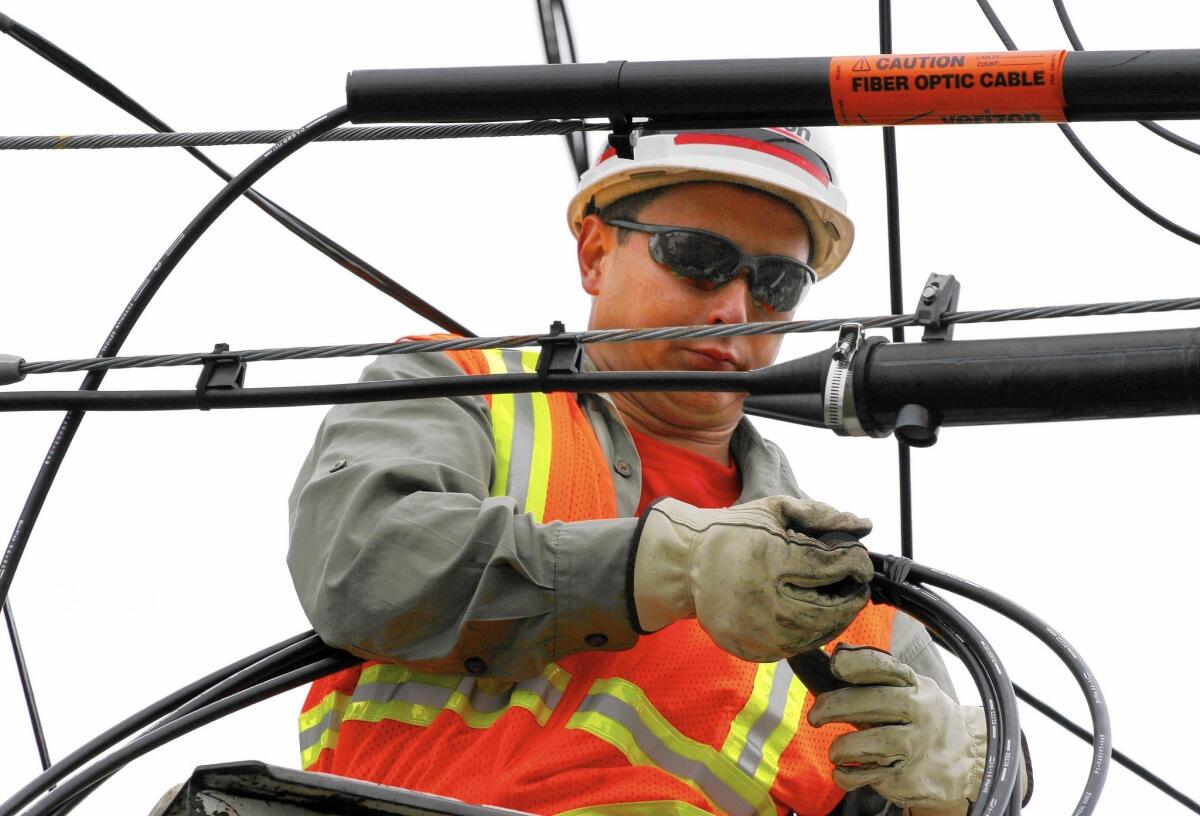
xmin=577 ymin=214 xmax=611 ymax=296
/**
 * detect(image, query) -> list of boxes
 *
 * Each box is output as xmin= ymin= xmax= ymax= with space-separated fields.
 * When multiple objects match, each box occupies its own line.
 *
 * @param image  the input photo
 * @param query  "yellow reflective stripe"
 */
xmin=721 ymin=662 xmax=777 ymax=765
xmin=756 ymin=672 xmax=807 ymax=788
xmin=720 ymin=661 xmax=808 ymax=788
xmin=343 ymin=662 xmax=571 ymax=731
xmin=298 ymin=689 xmax=350 ymax=769
xmin=520 ymin=349 xmax=552 ymax=523
xmin=568 ymin=678 xmax=776 ymax=816
xmin=555 ymin=801 xmax=715 ymax=816
xmin=482 ymin=348 xmax=513 ymax=498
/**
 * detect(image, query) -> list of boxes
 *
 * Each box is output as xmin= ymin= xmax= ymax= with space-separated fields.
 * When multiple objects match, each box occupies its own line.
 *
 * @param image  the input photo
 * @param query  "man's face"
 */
xmin=578 ymin=181 xmax=813 ymax=433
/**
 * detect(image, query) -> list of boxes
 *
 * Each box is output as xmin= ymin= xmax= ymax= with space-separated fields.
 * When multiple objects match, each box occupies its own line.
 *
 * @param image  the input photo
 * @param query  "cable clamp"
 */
xmin=195 ymin=343 xmax=246 ymax=411
xmin=603 ymin=60 xmax=638 ymax=159
xmin=823 ymin=323 xmax=867 ymax=436
xmin=536 ymin=321 xmax=582 ymax=391
xmin=914 ymin=273 xmax=961 ymax=342
xmin=0 ymin=354 xmax=26 ymax=387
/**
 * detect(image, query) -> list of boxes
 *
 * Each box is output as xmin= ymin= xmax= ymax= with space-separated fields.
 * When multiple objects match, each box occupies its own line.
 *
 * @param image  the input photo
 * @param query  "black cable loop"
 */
xmin=974 ymin=0 xmax=1200 ymax=247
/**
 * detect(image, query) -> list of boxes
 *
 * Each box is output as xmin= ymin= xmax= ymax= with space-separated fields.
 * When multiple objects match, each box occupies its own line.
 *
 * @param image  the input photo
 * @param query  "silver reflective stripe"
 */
xmin=455 ymin=673 xmax=565 ymax=714
xmin=298 ymin=704 xmax=342 ymax=754
xmin=519 ymin=673 xmax=565 ymax=710
xmin=501 ymin=349 xmax=535 ymax=511
xmin=577 ymin=694 xmax=757 ymax=816
xmin=736 ymin=660 xmax=795 ymax=777
xmin=352 ymin=680 xmax=454 ymax=709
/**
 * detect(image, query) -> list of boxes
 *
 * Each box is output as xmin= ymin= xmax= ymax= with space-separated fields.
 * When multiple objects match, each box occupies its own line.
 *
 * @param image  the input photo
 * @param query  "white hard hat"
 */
xmin=567 ymin=127 xmax=853 ymax=279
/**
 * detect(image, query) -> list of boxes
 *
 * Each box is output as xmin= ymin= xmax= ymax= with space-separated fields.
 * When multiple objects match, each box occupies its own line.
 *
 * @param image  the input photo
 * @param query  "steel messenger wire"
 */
xmin=0 ymin=11 xmax=473 ymax=338
xmin=1051 ymin=0 xmax=1200 ymax=157
xmin=0 ymin=120 xmax=612 ymax=151
xmin=973 ymin=0 xmax=1200 ymax=247
xmin=8 ymin=294 xmax=1200 ymax=378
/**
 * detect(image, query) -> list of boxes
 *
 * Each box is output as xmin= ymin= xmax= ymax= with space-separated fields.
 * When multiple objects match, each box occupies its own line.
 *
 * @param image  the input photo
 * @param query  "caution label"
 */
xmin=829 ymin=50 xmax=1067 ymax=126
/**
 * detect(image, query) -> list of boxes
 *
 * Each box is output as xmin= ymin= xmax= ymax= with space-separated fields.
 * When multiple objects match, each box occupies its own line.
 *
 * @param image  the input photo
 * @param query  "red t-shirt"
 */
xmin=628 ymin=427 xmax=742 ymax=513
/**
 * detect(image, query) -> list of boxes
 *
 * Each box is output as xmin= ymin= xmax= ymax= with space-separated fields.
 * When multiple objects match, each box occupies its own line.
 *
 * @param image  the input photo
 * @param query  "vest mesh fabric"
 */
xmin=298 ymin=340 xmax=895 ymax=816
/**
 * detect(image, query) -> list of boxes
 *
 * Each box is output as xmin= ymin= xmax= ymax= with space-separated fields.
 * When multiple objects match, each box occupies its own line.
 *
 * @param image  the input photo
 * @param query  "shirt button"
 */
xmin=585 ymin=633 xmax=609 ymax=648
xmin=328 ymin=459 xmax=348 ymax=473
xmin=614 ymin=459 xmax=633 ymax=477
xmin=464 ymin=657 xmax=487 ymax=675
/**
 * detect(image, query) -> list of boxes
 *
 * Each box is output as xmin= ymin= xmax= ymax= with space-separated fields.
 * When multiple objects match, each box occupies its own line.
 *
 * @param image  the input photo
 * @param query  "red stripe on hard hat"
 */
xmin=673 ymin=133 xmax=830 ymax=187
xmin=596 ymin=146 xmax=616 ymax=164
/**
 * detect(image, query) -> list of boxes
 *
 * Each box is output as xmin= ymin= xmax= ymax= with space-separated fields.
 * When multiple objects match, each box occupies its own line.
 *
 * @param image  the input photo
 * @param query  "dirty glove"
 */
xmin=632 ymin=496 xmax=874 ymax=661
xmin=807 ymin=646 xmax=987 ymax=816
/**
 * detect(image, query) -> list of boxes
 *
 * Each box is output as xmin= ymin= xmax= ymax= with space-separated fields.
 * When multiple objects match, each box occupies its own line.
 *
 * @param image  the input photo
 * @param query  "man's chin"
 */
xmin=659 ymin=391 xmax=746 ymax=426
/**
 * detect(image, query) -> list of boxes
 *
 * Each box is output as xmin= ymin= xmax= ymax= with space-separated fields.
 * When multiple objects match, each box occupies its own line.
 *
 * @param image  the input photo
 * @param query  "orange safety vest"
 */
xmin=299 ymin=344 xmax=895 ymax=816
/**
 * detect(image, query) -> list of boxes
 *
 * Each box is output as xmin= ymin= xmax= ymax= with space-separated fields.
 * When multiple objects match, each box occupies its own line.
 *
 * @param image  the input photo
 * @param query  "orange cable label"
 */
xmin=829 ymin=51 xmax=1067 ymax=125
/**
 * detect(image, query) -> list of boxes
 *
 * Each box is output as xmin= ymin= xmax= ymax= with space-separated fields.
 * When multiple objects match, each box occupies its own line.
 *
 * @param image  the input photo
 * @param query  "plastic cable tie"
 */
xmin=885 ymin=554 xmax=914 ymax=585
xmin=0 ymin=355 xmax=27 ymax=386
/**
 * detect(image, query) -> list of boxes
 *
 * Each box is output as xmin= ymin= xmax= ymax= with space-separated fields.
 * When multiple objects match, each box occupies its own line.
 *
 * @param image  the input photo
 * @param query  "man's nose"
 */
xmin=706 ymin=271 xmax=753 ymax=324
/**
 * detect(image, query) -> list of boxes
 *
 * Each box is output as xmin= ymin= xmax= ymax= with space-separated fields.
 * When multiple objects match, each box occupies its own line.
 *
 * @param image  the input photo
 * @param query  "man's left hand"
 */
xmin=807 ymin=646 xmax=987 ymax=816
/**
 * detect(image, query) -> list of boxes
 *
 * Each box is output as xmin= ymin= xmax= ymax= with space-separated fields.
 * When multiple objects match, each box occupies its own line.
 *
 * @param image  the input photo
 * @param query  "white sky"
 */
xmin=1 ymin=1 xmax=1199 ymax=814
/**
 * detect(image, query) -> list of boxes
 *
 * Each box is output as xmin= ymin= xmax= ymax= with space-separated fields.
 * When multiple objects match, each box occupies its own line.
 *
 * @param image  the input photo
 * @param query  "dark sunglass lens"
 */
xmin=651 ymin=231 xmax=740 ymax=283
xmin=752 ymin=260 xmax=811 ymax=312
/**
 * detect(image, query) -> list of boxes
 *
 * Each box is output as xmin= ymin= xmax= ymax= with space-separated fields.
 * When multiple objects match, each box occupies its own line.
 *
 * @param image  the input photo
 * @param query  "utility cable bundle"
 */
xmin=0 ymin=556 xmax=1107 ymax=816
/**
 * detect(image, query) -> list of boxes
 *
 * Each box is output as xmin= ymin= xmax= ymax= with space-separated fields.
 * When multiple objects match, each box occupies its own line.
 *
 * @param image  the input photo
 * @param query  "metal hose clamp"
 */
xmin=823 ymin=323 xmax=866 ymax=436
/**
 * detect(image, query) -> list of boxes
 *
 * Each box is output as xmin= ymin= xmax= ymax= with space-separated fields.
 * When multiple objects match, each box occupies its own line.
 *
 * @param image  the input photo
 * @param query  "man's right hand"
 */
xmin=632 ymin=496 xmax=875 ymax=661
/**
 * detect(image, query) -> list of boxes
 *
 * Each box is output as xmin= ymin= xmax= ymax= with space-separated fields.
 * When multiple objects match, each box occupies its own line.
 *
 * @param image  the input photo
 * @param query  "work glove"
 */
xmin=807 ymin=646 xmax=988 ymax=816
xmin=632 ymin=496 xmax=875 ymax=661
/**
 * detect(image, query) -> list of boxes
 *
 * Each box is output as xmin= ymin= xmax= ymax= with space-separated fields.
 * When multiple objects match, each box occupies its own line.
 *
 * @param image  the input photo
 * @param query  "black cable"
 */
xmin=0 ymin=630 xmax=316 ymax=816
xmin=876 ymin=0 xmax=915 ymax=563
xmin=3 ymin=600 xmax=51 ymax=770
xmin=0 ymin=106 xmax=348 ymax=618
xmin=535 ymin=0 xmax=590 ymax=176
xmin=874 ymin=575 xmax=1021 ymax=815
xmin=972 ymin=0 xmax=1200 ymax=247
xmin=1050 ymin=0 xmax=1200 ymax=156
xmin=0 ymin=11 xmax=473 ymax=337
xmin=40 ymin=634 xmax=339 ymax=816
xmin=1012 ymin=681 xmax=1200 ymax=814
xmin=0 ymin=369 xmax=753 ymax=413
xmin=899 ymin=556 xmax=1111 ymax=815
xmin=19 ymin=652 xmax=358 ymax=816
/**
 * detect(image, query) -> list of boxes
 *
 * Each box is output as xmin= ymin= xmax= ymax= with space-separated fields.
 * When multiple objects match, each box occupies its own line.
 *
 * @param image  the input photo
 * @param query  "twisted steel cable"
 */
xmin=15 ymin=295 xmax=1200 ymax=377
xmin=0 ymin=121 xmax=610 ymax=151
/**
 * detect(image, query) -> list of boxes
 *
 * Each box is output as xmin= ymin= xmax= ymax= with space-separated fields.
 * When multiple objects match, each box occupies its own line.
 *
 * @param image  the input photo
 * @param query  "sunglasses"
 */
xmin=603 ymin=218 xmax=816 ymax=313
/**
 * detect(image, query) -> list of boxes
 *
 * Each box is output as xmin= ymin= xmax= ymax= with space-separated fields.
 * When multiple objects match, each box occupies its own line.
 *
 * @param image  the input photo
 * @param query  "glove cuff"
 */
xmin=632 ymin=498 xmax=698 ymax=632
xmin=962 ymin=705 xmax=989 ymax=803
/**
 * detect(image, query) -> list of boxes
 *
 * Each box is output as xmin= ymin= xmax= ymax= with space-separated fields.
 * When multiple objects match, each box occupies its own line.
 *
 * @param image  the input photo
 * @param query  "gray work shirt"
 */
xmin=287 ymin=349 xmax=953 ymax=816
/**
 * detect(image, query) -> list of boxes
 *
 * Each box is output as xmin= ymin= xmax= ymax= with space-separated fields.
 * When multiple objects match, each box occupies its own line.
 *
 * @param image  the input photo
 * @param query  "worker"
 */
xmin=289 ymin=127 xmax=1026 ymax=816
